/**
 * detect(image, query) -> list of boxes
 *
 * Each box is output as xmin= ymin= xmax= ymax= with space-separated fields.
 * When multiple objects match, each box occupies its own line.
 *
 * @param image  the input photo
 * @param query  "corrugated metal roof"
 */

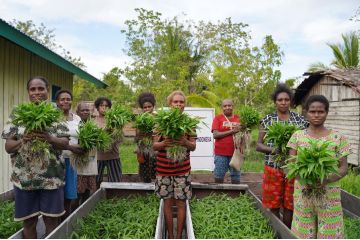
xmin=0 ymin=18 xmax=107 ymax=88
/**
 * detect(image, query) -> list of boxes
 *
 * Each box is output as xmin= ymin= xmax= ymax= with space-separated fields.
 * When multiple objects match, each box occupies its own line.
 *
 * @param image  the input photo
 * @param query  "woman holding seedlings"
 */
xmin=55 ymin=89 xmax=83 ymax=218
xmin=153 ymin=90 xmax=197 ymax=239
xmin=256 ymin=83 xmax=308 ymax=228
xmin=75 ymin=102 xmax=98 ymax=206
xmin=136 ymin=92 xmax=157 ymax=183
xmin=212 ymin=99 xmax=241 ymax=184
xmin=287 ymin=95 xmax=350 ymax=239
xmin=2 ymin=76 xmax=70 ymax=238
xmin=94 ymin=97 xmax=122 ymax=186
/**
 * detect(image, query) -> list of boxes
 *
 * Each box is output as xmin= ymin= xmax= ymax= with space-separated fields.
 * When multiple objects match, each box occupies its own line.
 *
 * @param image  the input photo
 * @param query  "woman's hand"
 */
xmin=68 ymin=144 xmax=86 ymax=155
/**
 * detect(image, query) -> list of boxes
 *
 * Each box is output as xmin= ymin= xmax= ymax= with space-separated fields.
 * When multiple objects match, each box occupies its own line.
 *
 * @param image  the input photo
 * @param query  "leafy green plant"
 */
xmin=71 ymin=195 xmax=159 ymax=239
xmin=154 ymin=108 xmax=200 ymax=162
xmin=133 ymin=112 xmax=155 ymax=157
xmin=73 ymin=120 xmax=111 ymax=167
xmin=285 ymin=139 xmax=339 ymax=202
xmin=264 ymin=122 xmax=300 ymax=165
xmin=191 ymin=193 xmax=275 ymax=238
xmin=105 ymin=105 xmax=134 ymax=140
xmin=11 ymin=101 xmax=63 ymax=163
xmin=235 ymin=106 xmax=261 ymax=151
xmin=0 ymin=201 xmax=22 ymax=238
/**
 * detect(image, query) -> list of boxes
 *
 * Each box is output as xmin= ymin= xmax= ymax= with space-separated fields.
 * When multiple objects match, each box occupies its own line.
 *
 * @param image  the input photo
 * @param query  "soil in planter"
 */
xmin=191 ymin=193 xmax=275 ymax=239
xmin=0 ymin=201 xmax=22 ymax=238
xmin=71 ymin=194 xmax=159 ymax=239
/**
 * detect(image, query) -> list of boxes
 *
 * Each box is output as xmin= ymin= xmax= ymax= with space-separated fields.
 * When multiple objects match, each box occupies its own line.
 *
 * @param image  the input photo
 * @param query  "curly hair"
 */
xmin=137 ymin=92 xmax=156 ymax=108
xmin=94 ymin=97 xmax=112 ymax=109
xmin=271 ymin=83 xmax=293 ymax=102
xmin=55 ymin=89 xmax=73 ymax=101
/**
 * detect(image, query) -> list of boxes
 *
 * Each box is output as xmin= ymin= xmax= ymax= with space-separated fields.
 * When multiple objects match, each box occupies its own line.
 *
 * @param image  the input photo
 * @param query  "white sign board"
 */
xmin=184 ymin=107 xmax=215 ymax=171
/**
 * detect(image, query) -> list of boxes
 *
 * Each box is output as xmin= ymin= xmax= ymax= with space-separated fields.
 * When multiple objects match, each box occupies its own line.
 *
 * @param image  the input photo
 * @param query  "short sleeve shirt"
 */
xmin=260 ymin=111 xmax=309 ymax=168
xmin=1 ymin=108 xmax=69 ymax=190
xmin=211 ymin=114 xmax=240 ymax=156
xmin=287 ymin=129 xmax=351 ymax=187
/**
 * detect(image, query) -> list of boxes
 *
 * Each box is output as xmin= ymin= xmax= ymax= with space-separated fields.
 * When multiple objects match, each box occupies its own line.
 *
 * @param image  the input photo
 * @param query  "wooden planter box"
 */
xmin=341 ymin=189 xmax=360 ymax=217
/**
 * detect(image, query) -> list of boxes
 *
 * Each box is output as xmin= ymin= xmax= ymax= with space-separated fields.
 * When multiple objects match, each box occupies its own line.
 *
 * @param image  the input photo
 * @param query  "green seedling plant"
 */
xmin=73 ymin=120 xmax=111 ymax=168
xmin=235 ymin=106 xmax=261 ymax=150
xmin=264 ymin=122 xmax=300 ymax=166
xmin=71 ymin=194 xmax=159 ymax=239
xmin=11 ymin=101 xmax=63 ymax=163
xmin=154 ymin=108 xmax=201 ymax=162
xmin=105 ymin=105 xmax=134 ymax=140
xmin=285 ymin=139 xmax=339 ymax=204
xmin=0 ymin=201 xmax=22 ymax=238
xmin=133 ymin=112 xmax=156 ymax=157
xmin=191 ymin=193 xmax=275 ymax=239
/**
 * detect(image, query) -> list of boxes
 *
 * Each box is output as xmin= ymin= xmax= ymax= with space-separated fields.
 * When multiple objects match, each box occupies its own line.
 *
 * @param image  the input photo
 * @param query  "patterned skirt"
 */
xmin=291 ymin=180 xmax=344 ymax=239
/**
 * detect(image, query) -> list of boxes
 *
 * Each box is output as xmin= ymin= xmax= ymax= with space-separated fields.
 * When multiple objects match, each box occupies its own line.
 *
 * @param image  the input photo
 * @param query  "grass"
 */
xmin=340 ymin=170 xmax=360 ymax=197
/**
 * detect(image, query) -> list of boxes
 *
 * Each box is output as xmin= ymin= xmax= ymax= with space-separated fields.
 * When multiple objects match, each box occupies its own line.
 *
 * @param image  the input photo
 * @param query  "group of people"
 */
xmin=1 ymin=75 xmax=351 ymax=239
xmin=212 ymin=83 xmax=351 ymax=239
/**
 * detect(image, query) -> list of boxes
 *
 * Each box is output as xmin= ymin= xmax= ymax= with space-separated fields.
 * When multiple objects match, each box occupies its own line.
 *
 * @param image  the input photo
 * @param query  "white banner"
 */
xmin=184 ymin=107 xmax=215 ymax=171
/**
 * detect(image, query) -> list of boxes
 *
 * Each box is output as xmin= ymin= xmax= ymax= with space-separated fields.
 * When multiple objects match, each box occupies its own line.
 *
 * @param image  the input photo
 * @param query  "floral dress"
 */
xmin=287 ymin=129 xmax=351 ymax=239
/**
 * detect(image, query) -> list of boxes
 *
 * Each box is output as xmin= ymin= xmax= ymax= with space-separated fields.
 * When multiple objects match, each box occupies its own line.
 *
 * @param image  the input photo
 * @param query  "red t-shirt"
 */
xmin=211 ymin=114 xmax=240 ymax=156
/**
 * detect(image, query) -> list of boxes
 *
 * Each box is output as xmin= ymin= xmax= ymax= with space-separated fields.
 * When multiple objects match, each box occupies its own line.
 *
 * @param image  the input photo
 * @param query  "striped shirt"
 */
xmin=155 ymin=136 xmax=192 ymax=176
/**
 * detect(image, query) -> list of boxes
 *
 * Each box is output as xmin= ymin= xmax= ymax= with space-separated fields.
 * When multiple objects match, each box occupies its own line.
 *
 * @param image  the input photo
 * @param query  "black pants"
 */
xmin=96 ymin=159 xmax=122 ymax=185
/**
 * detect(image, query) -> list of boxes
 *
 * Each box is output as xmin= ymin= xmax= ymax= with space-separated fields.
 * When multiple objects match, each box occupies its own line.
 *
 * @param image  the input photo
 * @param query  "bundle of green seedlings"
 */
xmin=191 ymin=193 xmax=275 ymax=239
xmin=264 ymin=122 xmax=300 ymax=166
xmin=105 ymin=105 xmax=134 ymax=140
xmin=344 ymin=216 xmax=360 ymax=239
xmin=11 ymin=101 xmax=63 ymax=163
xmin=71 ymin=194 xmax=159 ymax=239
xmin=72 ymin=120 xmax=111 ymax=168
xmin=0 ymin=201 xmax=22 ymax=238
xmin=285 ymin=139 xmax=339 ymax=204
xmin=340 ymin=170 xmax=360 ymax=197
xmin=235 ymin=106 xmax=261 ymax=149
xmin=154 ymin=108 xmax=200 ymax=162
xmin=133 ymin=112 xmax=156 ymax=157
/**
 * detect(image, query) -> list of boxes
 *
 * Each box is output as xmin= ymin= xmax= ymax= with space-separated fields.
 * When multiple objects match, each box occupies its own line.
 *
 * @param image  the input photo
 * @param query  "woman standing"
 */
xmin=153 ymin=90 xmax=197 ymax=239
xmin=287 ymin=95 xmax=350 ymax=239
xmin=2 ymin=76 xmax=69 ymax=238
xmin=136 ymin=92 xmax=157 ymax=183
xmin=55 ymin=89 xmax=83 ymax=218
xmin=256 ymin=83 xmax=308 ymax=228
xmin=94 ymin=97 xmax=122 ymax=186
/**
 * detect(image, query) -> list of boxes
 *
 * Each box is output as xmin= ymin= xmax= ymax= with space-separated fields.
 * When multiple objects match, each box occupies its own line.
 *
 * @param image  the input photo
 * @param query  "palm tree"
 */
xmin=307 ymin=32 xmax=359 ymax=72
xmin=187 ymin=90 xmax=222 ymax=114
xmin=328 ymin=32 xmax=359 ymax=69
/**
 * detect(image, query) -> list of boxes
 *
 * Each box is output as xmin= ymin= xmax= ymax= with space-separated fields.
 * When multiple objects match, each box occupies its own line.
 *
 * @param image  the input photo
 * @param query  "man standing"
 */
xmin=211 ymin=99 xmax=241 ymax=184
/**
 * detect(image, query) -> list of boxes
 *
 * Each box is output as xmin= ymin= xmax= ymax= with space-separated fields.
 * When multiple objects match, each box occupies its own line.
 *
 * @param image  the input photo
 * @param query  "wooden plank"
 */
xmin=0 ymin=37 xmax=5 ymax=192
xmin=325 ymin=124 xmax=360 ymax=131
xmin=329 ymin=105 xmax=360 ymax=111
xmin=325 ymin=119 xmax=359 ymax=126
xmin=348 ymin=154 xmax=359 ymax=165
xmin=326 ymin=116 xmax=360 ymax=121
xmin=330 ymin=100 xmax=360 ymax=107
xmin=341 ymin=190 xmax=360 ymax=217
xmin=327 ymin=112 xmax=360 ymax=116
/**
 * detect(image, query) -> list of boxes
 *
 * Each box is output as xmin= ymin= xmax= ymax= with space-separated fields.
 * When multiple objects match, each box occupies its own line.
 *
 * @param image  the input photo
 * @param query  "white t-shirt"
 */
xmin=77 ymin=149 xmax=98 ymax=175
xmin=62 ymin=113 xmax=81 ymax=158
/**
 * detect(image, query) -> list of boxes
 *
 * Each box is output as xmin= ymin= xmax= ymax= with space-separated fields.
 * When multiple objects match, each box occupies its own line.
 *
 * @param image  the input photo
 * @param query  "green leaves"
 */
xmin=105 ymin=105 xmax=134 ymax=139
xmin=78 ymin=120 xmax=111 ymax=152
xmin=133 ymin=112 xmax=155 ymax=134
xmin=191 ymin=193 xmax=275 ymax=239
xmin=285 ymin=139 xmax=339 ymax=190
xmin=0 ymin=201 xmax=22 ymax=238
xmin=12 ymin=101 xmax=62 ymax=133
xmin=71 ymin=194 xmax=159 ymax=239
xmin=239 ymin=106 xmax=261 ymax=130
xmin=154 ymin=108 xmax=200 ymax=140
xmin=264 ymin=122 xmax=300 ymax=164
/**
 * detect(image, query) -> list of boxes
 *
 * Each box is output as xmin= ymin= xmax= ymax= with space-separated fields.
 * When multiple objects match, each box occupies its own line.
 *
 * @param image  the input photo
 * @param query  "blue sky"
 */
xmin=1 ymin=0 xmax=359 ymax=85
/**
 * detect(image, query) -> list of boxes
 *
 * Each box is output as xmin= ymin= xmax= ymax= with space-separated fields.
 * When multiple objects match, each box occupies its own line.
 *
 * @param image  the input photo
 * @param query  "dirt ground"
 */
xmin=121 ymin=172 xmax=263 ymax=197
